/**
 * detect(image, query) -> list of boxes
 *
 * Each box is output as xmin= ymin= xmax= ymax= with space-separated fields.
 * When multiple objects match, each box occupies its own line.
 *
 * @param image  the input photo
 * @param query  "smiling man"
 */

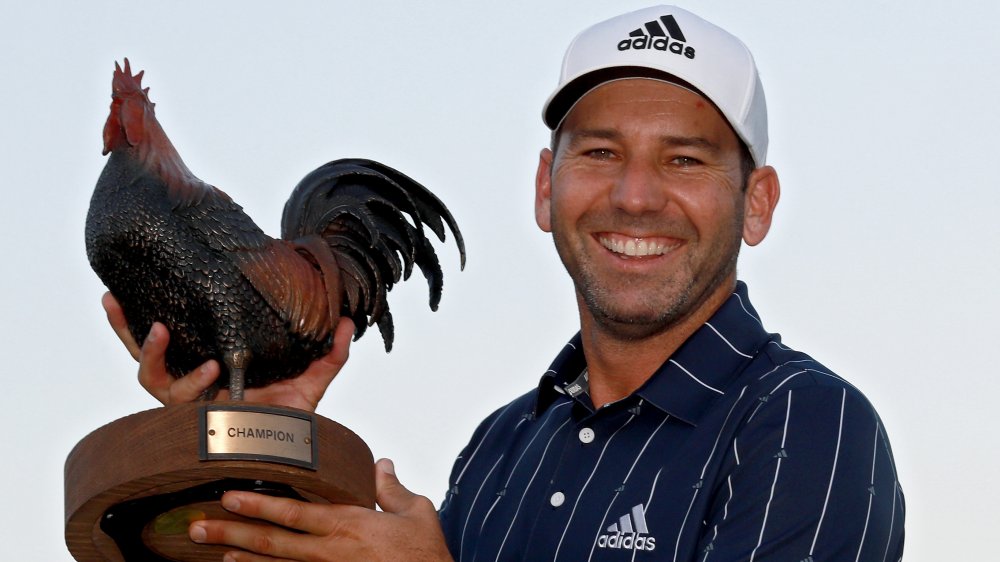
xmin=110 ymin=5 xmax=905 ymax=561
xmin=529 ymin=77 xmax=770 ymax=407
xmin=437 ymin=6 xmax=905 ymax=561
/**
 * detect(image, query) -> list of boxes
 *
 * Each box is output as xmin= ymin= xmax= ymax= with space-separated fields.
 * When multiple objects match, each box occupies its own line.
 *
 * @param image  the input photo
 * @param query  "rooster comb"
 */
xmin=111 ymin=58 xmax=150 ymax=99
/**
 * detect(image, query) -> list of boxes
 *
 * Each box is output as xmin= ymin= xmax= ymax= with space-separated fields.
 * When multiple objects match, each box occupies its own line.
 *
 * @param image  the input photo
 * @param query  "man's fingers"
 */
xmin=189 ymin=470 xmax=453 ymax=562
xmin=374 ymin=458 xmax=433 ymax=516
xmin=300 ymin=318 xmax=354 ymax=384
xmin=329 ymin=317 xmax=354 ymax=367
xmin=215 ymin=492 xmax=346 ymax=536
xmin=107 ymin=292 xmax=352 ymax=409
xmin=214 ymin=551 xmax=295 ymax=562
xmin=102 ymin=292 xmax=140 ymax=360
xmin=217 ymin=551 xmax=297 ymax=562
xmin=189 ymin=517 xmax=310 ymax=561
xmin=170 ymin=360 xmax=221 ymax=402
xmin=274 ymin=317 xmax=355 ymax=410
xmin=136 ymin=322 xmax=172 ymax=403
xmin=105 ymin=292 xmax=209 ymax=405
xmin=137 ymin=322 xmax=219 ymax=404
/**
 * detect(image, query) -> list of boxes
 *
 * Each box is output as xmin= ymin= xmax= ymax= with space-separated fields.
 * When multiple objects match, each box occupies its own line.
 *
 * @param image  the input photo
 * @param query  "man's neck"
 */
xmin=579 ymin=280 xmax=735 ymax=408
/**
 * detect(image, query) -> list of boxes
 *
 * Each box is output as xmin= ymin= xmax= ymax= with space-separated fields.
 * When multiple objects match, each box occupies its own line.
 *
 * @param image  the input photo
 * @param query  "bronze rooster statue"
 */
xmin=86 ymin=59 xmax=465 ymax=400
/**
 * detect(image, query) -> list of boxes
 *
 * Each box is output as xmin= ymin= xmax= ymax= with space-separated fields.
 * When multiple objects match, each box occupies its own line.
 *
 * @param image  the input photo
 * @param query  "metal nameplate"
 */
xmin=199 ymin=405 xmax=317 ymax=470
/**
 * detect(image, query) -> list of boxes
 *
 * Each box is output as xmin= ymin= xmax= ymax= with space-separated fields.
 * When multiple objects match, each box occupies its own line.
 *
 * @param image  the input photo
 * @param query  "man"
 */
xmin=106 ymin=5 xmax=904 ymax=561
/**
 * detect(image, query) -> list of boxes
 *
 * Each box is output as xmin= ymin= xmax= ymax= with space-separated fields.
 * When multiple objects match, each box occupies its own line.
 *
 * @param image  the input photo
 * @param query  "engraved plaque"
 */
xmin=198 ymin=404 xmax=317 ymax=469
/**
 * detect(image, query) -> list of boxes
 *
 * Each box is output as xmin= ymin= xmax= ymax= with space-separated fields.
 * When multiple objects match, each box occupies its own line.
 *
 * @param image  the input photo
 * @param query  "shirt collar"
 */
xmin=535 ymin=333 xmax=586 ymax=415
xmin=535 ymin=281 xmax=772 ymax=425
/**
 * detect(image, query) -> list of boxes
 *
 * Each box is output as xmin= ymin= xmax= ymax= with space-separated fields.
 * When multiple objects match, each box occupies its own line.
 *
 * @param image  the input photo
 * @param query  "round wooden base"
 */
xmin=65 ymin=402 xmax=374 ymax=562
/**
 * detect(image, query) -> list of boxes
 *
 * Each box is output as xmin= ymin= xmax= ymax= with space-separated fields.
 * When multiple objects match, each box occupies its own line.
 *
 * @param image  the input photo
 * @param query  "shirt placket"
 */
xmin=524 ymin=400 xmax=637 ymax=560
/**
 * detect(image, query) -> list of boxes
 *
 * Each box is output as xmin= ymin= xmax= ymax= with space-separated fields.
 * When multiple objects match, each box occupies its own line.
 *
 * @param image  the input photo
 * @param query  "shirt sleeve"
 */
xmin=699 ymin=385 xmax=905 ymax=561
xmin=437 ymin=399 xmax=516 ymax=560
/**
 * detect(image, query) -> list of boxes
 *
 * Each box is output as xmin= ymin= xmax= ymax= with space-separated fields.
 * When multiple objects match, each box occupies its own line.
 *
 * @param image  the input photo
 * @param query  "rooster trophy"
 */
xmin=86 ymin=59 xmax=466 ymax=400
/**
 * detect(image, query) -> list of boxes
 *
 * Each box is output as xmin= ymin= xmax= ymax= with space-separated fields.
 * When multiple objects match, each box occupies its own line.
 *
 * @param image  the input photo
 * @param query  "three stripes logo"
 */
xmin=617 ymin=14 xmax=696 ymax=60
xmin=597 ymin=503 xmax=657 ymax=552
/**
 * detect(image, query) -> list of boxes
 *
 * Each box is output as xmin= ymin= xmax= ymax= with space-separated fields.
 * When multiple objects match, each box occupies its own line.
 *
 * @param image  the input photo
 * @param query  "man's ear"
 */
xmin=535 ymin=148 xmax=554 ymax=233
xmin=742 ymin=165 xmax=780 ymax=246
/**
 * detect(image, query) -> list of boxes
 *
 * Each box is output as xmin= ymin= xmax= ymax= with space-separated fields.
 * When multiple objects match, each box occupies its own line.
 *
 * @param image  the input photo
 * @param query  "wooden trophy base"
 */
xmin=65 ymin=402 xmax=375 ymax=562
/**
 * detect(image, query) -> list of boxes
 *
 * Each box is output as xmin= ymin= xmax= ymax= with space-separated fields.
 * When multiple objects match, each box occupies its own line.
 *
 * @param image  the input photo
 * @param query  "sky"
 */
xmin=1 ymin=1 xmax=998 ymax=559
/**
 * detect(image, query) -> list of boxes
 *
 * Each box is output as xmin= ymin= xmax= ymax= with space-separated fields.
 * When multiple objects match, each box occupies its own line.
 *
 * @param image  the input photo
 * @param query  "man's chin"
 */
xmin=588 ymin=305 xmax=683 ymax=341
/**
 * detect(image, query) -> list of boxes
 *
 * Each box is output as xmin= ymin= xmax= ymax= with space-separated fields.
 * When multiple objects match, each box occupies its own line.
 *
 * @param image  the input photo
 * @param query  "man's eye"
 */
xmin=672 ymin=156 xmax=701 ymax=166
xmin=585 ymin=149 xmax=615 ymax=159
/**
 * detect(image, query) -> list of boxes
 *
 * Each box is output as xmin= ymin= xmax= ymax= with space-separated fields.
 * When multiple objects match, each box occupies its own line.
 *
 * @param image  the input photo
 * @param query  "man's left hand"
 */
xmin=189 ymin=458 xmax=453 ymax=562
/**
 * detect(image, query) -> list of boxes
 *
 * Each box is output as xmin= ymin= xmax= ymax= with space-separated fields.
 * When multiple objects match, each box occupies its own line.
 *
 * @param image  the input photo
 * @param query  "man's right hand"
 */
xmin=189 ymin=458 xmax=454 ymax=562
xmin=102 ymin=292 xmax=354 ymax=412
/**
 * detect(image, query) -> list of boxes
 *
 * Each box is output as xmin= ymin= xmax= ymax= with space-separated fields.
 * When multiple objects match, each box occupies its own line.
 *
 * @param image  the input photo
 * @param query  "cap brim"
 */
xmin=543 ymin=66 xmax=703 ymax=130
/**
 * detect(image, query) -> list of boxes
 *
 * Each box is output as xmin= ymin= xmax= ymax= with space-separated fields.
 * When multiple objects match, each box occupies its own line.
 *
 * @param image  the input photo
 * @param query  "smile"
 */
xmin=598 ymin=234 xmax=679 ymax=257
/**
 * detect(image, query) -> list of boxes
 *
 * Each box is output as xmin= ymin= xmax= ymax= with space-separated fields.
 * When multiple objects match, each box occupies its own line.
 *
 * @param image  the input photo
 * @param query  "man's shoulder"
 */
xmin=464 ymin=388 xmax=541 ymax=442
xmin=745 ymin=338 xmax=860 ymax=394
xmin=733 ymin=338 xmax=888 ymax=430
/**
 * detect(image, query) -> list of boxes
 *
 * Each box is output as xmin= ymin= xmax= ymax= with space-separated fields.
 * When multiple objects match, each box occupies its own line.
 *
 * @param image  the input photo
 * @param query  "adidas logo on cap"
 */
xmin=617 ymin=14 xmax=695 ymax=59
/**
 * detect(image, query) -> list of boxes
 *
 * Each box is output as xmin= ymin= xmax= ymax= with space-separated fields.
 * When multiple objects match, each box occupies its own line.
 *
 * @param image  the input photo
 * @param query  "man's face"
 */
xmin=536 ymin=79 xmax=750 ymax=340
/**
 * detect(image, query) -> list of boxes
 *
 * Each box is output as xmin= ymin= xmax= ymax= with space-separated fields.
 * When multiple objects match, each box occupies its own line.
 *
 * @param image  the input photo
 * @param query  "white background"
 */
xmin=1 ymin=1 xmax=997 ymax=559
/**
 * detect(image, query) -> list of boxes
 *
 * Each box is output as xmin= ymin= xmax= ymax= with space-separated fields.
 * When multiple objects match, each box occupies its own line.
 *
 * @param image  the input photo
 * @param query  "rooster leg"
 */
xmin=224 ymin=349 xmax=251 ymax=401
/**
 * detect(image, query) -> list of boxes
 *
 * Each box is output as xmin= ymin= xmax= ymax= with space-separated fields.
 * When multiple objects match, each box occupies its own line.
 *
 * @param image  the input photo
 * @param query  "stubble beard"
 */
xmin=573 ymin=254 xmax=739 ymax=342
xmin=554 ymin=219 xmax=743 ymax=342
xmin=578 ymin=274 xmax=695 ymax=341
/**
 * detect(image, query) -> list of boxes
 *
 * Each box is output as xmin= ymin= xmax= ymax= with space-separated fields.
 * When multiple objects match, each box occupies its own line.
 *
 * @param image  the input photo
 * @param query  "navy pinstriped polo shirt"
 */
xmin=439 ymin=282 xmax=904 ymax=561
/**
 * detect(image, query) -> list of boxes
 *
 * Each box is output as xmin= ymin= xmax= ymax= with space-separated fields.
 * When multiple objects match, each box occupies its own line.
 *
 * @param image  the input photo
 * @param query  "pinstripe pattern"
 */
xmin=553 ymin=413 xmax=637 ymax=559
xmin=748 ymin=391 xmax=793 ymax=562
xmin=586 ymin=410 xmax=669 ymax=561
xmin=810 ymin=389 xmax=847 ymax=556
xmin=492 ymin=406 xmax=573 ymax=561
xmin=439 ymin=282 xmax=905 ymax=561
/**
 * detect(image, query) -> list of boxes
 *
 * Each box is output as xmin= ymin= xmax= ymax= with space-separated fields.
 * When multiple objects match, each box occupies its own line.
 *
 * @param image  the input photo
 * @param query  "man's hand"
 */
xmin=102 ymin=292 xmax=354 ymax=412
xmin=189 ymin=458 xmax=453 ymax=562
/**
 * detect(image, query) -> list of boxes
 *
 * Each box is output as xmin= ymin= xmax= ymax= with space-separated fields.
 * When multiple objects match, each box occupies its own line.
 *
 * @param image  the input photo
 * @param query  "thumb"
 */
xmin=374 ymin=458 xmax=419 ymax=514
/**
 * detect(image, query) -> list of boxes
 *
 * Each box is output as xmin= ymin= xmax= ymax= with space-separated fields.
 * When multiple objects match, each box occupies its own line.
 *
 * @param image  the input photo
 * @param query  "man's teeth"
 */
xmin=600 ymin=236 xmax=671 ymax=257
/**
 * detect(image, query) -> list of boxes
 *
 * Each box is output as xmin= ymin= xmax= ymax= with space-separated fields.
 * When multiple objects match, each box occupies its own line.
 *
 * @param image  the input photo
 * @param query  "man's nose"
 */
xmin=610 ymin=158 xmax=668 ymax=215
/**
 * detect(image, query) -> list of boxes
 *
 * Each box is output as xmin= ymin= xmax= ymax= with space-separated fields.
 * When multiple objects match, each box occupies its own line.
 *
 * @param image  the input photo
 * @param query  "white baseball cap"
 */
xmin=542 ymin=5 xmax=768 ymax=166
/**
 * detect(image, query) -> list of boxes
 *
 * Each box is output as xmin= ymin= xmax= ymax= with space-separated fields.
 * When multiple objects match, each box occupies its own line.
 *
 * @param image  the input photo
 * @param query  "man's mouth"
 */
xmin=598 ymin=234 xmax=679 ymax=257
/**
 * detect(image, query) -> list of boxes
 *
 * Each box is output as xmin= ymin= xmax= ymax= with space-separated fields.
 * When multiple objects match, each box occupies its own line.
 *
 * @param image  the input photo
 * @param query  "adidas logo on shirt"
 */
xmin=617 ymin=14 xmax=695 ymax=59
xmin=597 ymin=503 xmax=657 ymax=552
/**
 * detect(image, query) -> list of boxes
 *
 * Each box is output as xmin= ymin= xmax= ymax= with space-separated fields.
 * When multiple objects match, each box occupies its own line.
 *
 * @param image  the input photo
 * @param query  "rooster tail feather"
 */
xmin=340 ymin=159 xmax=466 ymax=266
xmin=416 ymin=236 xmax=445 ymax=311
xmin=281 ymin=159 xmax=464 ymax=350
xmin=376 ymin=310 xmax=395 ymax=352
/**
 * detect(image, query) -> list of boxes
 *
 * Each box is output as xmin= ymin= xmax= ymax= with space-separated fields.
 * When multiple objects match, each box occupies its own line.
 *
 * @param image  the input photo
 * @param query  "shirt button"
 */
xmin=579 ymin=427 xmax=595 ymax=443
xmin=550 ymin=491 xmax=566 ymax=507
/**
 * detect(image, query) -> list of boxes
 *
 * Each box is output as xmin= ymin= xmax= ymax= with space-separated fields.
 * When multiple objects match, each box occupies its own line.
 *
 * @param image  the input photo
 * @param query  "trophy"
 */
xmin=65 ymin=59 xmax=465 ymax=561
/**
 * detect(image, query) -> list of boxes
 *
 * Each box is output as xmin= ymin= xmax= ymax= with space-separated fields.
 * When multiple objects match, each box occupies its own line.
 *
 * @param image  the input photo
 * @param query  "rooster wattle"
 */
xmin=86 ymin=59 xmax=465 ymax=400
